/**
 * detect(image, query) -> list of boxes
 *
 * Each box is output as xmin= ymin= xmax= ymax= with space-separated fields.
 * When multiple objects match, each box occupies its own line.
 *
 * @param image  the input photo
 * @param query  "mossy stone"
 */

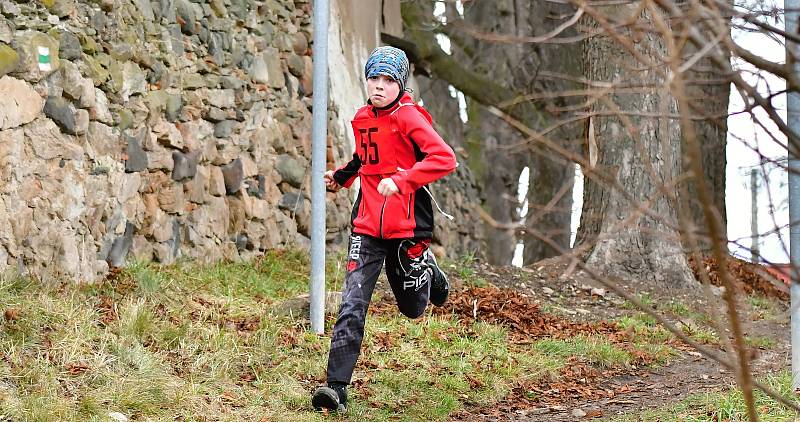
xmin=82 ymin=54 xmax=109 ymax=85
xmin=0 ymin=43 xmax=19 ymax=76
xmin=118 ymin=109 xmax=134 ymax=131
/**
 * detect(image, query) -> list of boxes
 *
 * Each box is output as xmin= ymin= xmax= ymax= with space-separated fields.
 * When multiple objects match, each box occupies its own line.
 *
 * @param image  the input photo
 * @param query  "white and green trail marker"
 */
xmin=37 ymin=46 xmax=51 ymax=72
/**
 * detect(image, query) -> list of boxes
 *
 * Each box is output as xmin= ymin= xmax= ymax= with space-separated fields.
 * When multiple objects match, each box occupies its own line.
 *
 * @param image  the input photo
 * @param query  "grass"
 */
xmin=0 ymin=250 xmax=566 ymax=421
xmin=532 ymin=335 xmax=633 ymax=369
xmin=445 ymin=252 xmax=488 ymax=288
xmin=747 ymin=295 xmax=782 ymax=321
xmin=623 ymin=293 xmax=655 ymax=310
xmin=610 ymin=370 xmax=800 ymax=422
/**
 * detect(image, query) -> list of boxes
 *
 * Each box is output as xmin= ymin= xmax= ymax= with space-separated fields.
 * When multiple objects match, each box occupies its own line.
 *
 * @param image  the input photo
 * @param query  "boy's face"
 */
xmin=367 ymin=74 xmax=401 ymax=108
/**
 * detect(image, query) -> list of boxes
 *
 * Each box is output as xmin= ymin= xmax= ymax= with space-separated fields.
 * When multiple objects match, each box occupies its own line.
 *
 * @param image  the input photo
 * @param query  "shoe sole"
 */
xmin=312 ymin=387 xmax=346 ymax=413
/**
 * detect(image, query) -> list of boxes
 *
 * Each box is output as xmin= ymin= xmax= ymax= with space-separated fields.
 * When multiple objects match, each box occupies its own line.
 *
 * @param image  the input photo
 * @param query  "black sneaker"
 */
xmin=312 ymin=382 xmax=347 ymax=413
xmin=426 ymin=250 xmax=449 ymax=307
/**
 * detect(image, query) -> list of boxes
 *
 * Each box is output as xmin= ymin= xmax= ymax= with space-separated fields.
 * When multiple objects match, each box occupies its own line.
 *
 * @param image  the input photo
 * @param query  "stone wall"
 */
xmin=0 ymin=0 xmax=481 ymax=282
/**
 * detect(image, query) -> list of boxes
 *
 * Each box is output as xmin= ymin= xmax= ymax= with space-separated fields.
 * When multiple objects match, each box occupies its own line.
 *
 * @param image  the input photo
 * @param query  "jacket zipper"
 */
xmin=406 ymin=193 xmax=413 ymax=219
xmin=379 ymin=196 xmax=388 ymax=238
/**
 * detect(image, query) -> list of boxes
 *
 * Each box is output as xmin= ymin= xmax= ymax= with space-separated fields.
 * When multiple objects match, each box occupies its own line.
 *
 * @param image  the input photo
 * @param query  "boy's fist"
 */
xmin=377 ymin=178 xmax=399 ymax=196
xmin=324 ymin=170 xmax=341 ymax=192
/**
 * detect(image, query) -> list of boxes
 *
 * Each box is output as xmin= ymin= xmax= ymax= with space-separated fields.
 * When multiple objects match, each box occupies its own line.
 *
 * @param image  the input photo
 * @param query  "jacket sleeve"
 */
xmin=390 ymin=107 xmax=458 ymax=194
xmin=333 ymin=153 xmax=361 ymax=188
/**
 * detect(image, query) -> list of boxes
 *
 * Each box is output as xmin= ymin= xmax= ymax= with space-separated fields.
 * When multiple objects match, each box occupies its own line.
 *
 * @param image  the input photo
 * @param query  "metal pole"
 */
xmin=787 ymin=0 xmax=800 ymax=389
xmin=751 ymin=169 xmax=759 ymax=263
xmin=309 ymin=0 xmax=330 ymax=334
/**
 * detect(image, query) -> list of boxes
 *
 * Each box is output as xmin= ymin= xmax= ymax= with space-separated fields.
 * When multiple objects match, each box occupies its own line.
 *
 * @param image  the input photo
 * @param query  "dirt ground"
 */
xmin=441 ymin=256 xmax=791 ymax=421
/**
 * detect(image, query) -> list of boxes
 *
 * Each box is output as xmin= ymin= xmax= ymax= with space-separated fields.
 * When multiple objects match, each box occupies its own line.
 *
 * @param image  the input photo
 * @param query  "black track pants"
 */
xmin=326 ymin=233 xmax=435 ymax=384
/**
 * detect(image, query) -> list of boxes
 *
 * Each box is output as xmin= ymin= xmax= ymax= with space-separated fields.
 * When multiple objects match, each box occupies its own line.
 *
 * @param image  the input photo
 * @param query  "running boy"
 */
xmin=311 ymin=46 xmax=458 ymax=413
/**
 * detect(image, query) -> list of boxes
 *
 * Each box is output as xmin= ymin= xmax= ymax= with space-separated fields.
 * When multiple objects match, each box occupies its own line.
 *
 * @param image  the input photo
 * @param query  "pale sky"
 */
xmin=726 ymin=0 xmax=789 ymax=264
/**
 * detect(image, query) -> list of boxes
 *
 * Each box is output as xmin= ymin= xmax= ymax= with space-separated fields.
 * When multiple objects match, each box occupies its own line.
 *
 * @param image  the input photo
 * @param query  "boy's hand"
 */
xmin=377 ymin=178 xmax=399 ymax=196
xmin=324 ymin=170 xmax=341 ymax=192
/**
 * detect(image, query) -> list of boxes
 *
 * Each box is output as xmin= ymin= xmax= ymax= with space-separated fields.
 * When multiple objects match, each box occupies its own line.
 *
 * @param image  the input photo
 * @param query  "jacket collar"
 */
xmin=367 ymin=92 xmax=413 ymax=117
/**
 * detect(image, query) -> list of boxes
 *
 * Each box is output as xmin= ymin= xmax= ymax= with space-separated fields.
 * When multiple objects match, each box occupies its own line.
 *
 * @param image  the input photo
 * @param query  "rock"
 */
xmin=171 ymin=151 xmax=198 ymax=181
xmin=249 ymin=55 xmax=269 ymax=84
xmin=205 ymin=107 xmax=229 ymax=122
xmin=590 ymin=287 xmax=607 ymax=297
xmin=227 ymin=196 xmax=246 ymax=234
xmin=43 ymin=96 xmax=87 ymax=135
xmin=209 ymin=166 xmax=226 ymax=196
xmin=220 ymin=75 xmax=243 ymax=90
xmin=152 ymin=119 xmax=184 ymax=149
xmin=24 ymin=118 xmax=83 ymax=161
xmin=278 ymin=192 xmax=304 ymax=213
xmin=0 ymin=19 xmax=10 ymax=44
xmin=181 ymin=72 xmax=205 ymax=89
xmin=109 ymin=43 xmax=133 ymax=62
xmin=186 ymin=165 xmax=208 ymax=203
xmin=542 ymin=287 xmax=555 ymax=295
xmin=57 ymin=31 xmax=81 ymax=60
xmin=157 ymin=181 xmax=186 ymax=214
xmin=120 ymin=62 xmax=146 ymax=101
xmin=206 ymin=196 xmax=228 ymax=238
xmin=221 ymin=158 xmax=243 ymax=195
xmin=58 ymin=232 xmax=80 ymax=277
xmin=74 ymin=109 xmax=90 ymax=134
xmin=213 ymin=120 xmax=235 ymax=138
xmin=61 ymin=61 xmax=84 ymax=101
xmin=1 ymin=2 xmax=20 ymax=17
xmin=44 ymin=0 xmax=75 ymax=18
xmin=206 ymin=89 xmax=235 ymax=108
xmin=299 ymin=56 xmax=313 ymax=95
xmin=571 ymin=409 xmax=587 ymax=418
xmin=163 ymin=24 xmax=185 ymax=56
xmin=0 ymin=76 xmax=44 ymax=130
xmin=228 ymin=0 xmax=249 ymax=19
xmin=107 ymin=222 xmax=134 ymax=267
xmin=176 ymin=0 xmax=197 ymax=35
xmin=12 ymin=31 xmax=60 ymax=82
xmin=80 ymin=54 xmax=109 ymax=86
xmin=0 ymin=43 xmax=18 ymax=77
xmin=287 ymin=54 xmax=304 ymax=77
xmin=207 ymin=32 xmax=224 ymax=65
xmin=77 ymin=79 xmax=96 ymax=109
xmin=292 ymin=33 xmax=308 ymax=55
xmin=145 ymin=143 xmax=174 ymax=171
xmin=134 ymin=0 xmax=155 ymax=21
xmin=124 ymin=132 xmax=148 ymax=173
xmin=234 ymin=233 xmax=247 ymax=251
xmin=209 ymin=0 xmax=226 ymax=16
xmin=246 ymin=175 xmax=265 ymax=199
xmin=165 ymin=93 xmax=182 ymax=122
xmin=90 ymin=88 xmax=113 ymax=124
xmin=275 ymin=154 xmax=306 ymax=188
xmin=250 ymin=48 xmax=285 ymax=88
xmin=108 ymin=411 xmax=129 ymax=422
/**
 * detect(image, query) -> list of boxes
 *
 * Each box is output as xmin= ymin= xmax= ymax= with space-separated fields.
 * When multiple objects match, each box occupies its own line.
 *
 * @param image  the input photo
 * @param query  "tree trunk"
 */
xmin=677 ymin=17 xmax=730 ymax=249
xmin=576 ymin=4 xmax=695 ymax=284
xmin=458 ymin=0 xmax=580 ymax=266
xmin=519 ymin=0 xmax=582 ymax=265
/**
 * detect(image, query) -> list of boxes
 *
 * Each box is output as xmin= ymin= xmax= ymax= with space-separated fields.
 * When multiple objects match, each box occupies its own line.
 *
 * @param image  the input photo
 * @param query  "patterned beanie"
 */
xmin=364 ymin=46 xmax=410 ymax=92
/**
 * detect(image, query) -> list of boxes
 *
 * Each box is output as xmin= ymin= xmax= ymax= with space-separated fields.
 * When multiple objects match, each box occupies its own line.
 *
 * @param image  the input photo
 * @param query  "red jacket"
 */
xmin=333 ymin=93 xmax=457 ymax=239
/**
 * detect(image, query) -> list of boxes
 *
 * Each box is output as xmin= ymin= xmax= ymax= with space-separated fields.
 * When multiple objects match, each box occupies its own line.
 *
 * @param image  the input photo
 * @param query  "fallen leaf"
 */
xmin=4 ymin=308 xmax=19 ymax=321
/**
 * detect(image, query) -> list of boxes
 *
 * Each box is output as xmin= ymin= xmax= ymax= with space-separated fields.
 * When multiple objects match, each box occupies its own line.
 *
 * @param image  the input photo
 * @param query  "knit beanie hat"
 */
xmin=364 ymin=46 xmax=410 ymax=93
